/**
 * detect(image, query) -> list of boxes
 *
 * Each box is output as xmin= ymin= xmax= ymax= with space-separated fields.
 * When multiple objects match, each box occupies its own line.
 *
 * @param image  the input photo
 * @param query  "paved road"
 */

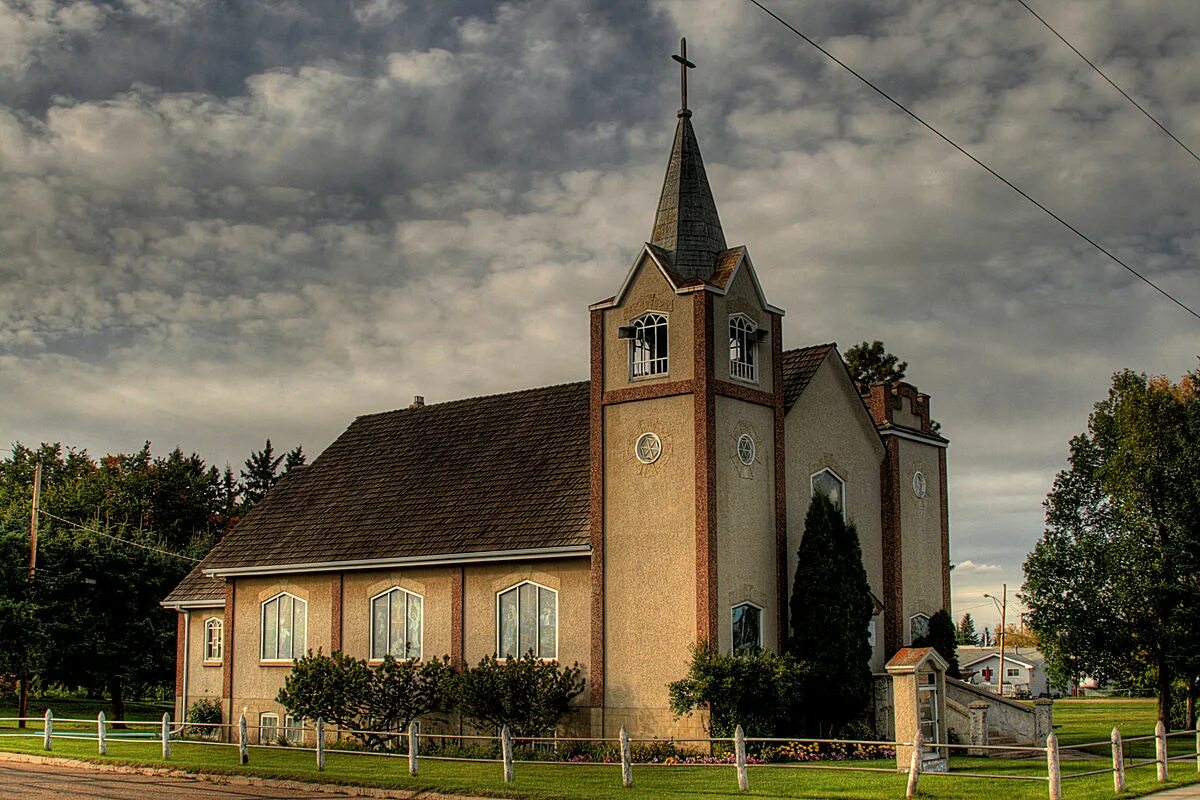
xmin=0 ymin=760 xmax=359 ymax=799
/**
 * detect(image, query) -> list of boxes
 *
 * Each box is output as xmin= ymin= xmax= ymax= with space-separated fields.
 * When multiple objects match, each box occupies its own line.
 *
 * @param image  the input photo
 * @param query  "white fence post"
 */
xmin=1047 ymin=732 xmax=1062 ymax=800
xmin=408 ymin=721 xmax=419 ymax=777
xmin=316 ymin=718 xmax=325 ymax=771
xmin=161 ymin=712 xmax=170 ymax=759
xmin=97 ymin=711 xmax=107 ymax=756
xmin=238 ymin=713 xmax=249 ymax=765
xmin=734 ymin=725 xmax=749 ymax=792
xmin=905 ymin=731 xmax=923 ymax=799
xmin=1112 ymin=727 xmax=1126 ymax=794
xmin=1156 ymin=720 xmax=1169 ymax=783
xmin=619 ymin=726 xmax=633 ymax=788
xmin=501 ymin=725 xmax=514 ymax=783
xmin=43 ymin=709 xmax=52 ymax=751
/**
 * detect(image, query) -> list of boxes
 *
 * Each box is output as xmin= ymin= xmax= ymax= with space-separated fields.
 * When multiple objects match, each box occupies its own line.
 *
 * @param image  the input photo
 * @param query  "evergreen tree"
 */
xmin=283 ymin=445 xmax=306 ymax=474
xmin=240 ymin=439 xmax=285 ymax=508
xmin=788 ymin=493 xmax=874 ymax=736
xmin=844 ymin=340 xmax=907 ymax=393
xmin=956 ymin=613 xmax=980 ymax=646
xmin=914 ymin=608 xmax=960 ymax=678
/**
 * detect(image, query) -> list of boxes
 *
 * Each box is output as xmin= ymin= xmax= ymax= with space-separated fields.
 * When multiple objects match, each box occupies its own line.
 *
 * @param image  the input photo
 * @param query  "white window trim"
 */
xmin=628 ymin=311 xmax=669 ymax=380
xmin=634 ymin=432 xmax=663 ymax=464
xmin=368 ymin=586 xmax=425 ymax=662
xmin=809 ymin=467 xmax=847 ymax=521
xmin=730 ymin=600 xmax=764 ymax=654
xmin=736 ymin=433 xmax=756 ymax=466
xmin=203 ymin=617 xmax=223 ymax=663
xmin=284 ymin=713 xmax=305 ymax=744
xmin=495 ymin=580 xmax=559 ymax=661
xmin=259 ymin=712 xmax=279 ymax=744
xmin=260 ymin=591 xmax=307 ymax=663
xmin=728 ymin=313 xmax=759 ymax=384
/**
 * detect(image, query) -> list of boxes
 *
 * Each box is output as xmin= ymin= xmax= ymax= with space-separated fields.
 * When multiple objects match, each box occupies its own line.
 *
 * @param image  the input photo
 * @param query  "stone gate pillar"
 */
xmin=885 ymin=647 xmax=949 ymax=773
xmin=1034 ymin=697 xmax=1054 ymax=743
xmin=968 ymin=700 xmax=989 ymax=756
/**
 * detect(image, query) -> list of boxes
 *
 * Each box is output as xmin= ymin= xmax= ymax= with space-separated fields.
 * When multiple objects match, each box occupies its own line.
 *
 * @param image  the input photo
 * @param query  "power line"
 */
xmin=745 ymin=0 xmax=1200 ymax=324
xmin=37 ymin=510 xmax=200 ymax=563
xmin=1012 ymin=0 xmax=1200 ymax=168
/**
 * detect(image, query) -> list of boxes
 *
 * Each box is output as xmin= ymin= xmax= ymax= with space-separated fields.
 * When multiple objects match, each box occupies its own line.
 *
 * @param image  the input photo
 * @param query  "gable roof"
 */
xmin=198 ymin=381 xmax=591 ymax=578
xmin=162 ymin=556 xmax=225 ymax=608
xmin=781 ymin=343 xmax=836 ymax=409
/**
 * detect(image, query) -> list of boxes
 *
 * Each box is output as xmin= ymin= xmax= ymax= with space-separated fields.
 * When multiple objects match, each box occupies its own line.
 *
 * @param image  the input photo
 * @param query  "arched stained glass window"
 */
xmin=370 ymin=587 xmax=423 ymax=660
xmin=497 ymin=581 xmax=557 ymax=659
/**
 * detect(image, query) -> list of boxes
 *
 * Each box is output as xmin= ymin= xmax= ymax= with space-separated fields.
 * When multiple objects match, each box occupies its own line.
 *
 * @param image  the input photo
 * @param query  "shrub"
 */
xmin=668 ymin=642 xmax=809 ymax=737
xmin=454 ymin=653 xmax=585 ymax=738
xmin=185 ymin=697 xmax=222 ymax=738
xmin=277 ymin=650 xmax=454 ymax=749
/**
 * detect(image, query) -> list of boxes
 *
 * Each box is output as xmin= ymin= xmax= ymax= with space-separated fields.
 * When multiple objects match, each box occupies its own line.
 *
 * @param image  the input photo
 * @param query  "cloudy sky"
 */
xmin=2 ymin=0 xmax=1198 ymax=633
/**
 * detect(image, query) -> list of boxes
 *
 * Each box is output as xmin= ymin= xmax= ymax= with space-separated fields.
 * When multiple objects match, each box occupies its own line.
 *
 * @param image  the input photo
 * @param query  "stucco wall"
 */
xmin=714 ymin=395 xmax=777 ymax=654
xmin=602 ymin=392 xmax=697 ymax=732
xmin=188 ymin=609 xmax=225 ymax=703
xmin=603 ymin=254 xmax=695 ymax=391
xmin=230 ymin=574 xmax=333 ymax=733
xmin=898 ymin=440 xmax=945 ymax=641
xmin=784 ymin=355 xmax=886 ymax=670
xmin=712 ymin=266 xmax=774 ymax=393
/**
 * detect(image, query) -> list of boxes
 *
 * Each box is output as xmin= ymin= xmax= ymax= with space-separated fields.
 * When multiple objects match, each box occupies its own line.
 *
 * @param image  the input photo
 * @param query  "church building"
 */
xmin=163 ymin=47 xmax=951 ymax=739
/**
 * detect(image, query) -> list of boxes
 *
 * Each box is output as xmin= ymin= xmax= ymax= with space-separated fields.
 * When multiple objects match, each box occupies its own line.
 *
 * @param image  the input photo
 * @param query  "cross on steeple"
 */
xmin=672 ymin=37 xmax=696 ymax=118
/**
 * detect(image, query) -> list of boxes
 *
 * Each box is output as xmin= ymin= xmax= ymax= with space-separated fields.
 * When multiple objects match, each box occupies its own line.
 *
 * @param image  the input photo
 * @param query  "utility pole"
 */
xmin=18 ymin=462 xmax=41 ymax=729
xmin=984 ymin=584 xmax=1008 ymax=697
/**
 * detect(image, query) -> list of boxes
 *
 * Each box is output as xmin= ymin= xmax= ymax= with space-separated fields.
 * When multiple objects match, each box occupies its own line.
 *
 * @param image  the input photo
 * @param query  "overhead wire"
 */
xmin=745 ymin=0 xmax=1200 ymax=324
xmin=1011 ymin=0 xmax=1200 ymax=168
xmin=38 ymin=509 xmax=200 ymax=563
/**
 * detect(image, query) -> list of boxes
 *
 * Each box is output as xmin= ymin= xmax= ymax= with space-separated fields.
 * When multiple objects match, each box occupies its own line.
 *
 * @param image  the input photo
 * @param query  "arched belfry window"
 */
xmin=624 ymin=313 xmax=668 ymax=378
xmin=729 ymin=315 xmax=758 ymax=382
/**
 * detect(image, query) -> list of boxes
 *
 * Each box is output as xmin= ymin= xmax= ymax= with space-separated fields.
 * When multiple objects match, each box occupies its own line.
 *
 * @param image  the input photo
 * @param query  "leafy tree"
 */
xmin=455 ymin=653 xmax=585 ymax=738
xmin=668 ymin=643 xmax=808 ymax=737
xmin=844 ymin=340 xmax=907 ymax=392
xmin=955 ymin=613 xmax=980 ymax=646
xmin=278 ymin=651 xmax=454 ymax=749
xmin=913 ymin=608 xmax=959 ymax=678
xmin=1023 ymin=368 xmax=1200 ymax=725
xmin=1000 ymin=622 xmax=1039 ymax=649
xmin=788 ymin=493 xmax=874 ymax=736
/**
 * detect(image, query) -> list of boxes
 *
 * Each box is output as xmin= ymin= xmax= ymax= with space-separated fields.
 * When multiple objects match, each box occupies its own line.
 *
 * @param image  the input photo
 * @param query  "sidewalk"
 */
xmin=1149 ymin=787 xmax=1200 ymax=799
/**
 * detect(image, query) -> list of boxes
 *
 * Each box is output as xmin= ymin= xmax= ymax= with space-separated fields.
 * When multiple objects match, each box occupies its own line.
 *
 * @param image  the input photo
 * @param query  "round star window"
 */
xmin=635 ymin=432 xmax=662 ymax=464
xmin=737 ymin=434 xmax=755 ymax=466
xmin=912 ymin=471 xmax=927 ymax=498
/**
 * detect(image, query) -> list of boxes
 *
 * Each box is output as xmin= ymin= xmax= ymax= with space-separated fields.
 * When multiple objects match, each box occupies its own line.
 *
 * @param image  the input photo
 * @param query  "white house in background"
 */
xmin=959 ymin=647 xmax=1049 ymax=698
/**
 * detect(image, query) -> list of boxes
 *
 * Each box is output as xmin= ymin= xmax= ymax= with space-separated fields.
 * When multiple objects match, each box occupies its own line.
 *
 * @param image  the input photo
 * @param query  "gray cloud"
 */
xmin=2 ymin=0 xmax=1198 ymax=633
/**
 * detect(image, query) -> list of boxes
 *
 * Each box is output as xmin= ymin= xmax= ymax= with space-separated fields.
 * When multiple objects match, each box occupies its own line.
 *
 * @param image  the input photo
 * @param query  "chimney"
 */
xmin=409 ymin=395 xmax=425 ymax=409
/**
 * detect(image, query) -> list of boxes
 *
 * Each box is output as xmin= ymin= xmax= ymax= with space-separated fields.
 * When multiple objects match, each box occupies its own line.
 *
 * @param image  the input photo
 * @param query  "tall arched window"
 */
xmin=729 ymin=315 xmax=757 ymax=382
xmin=370 ymin=587 xmax=423 ymax=660
xmin=261 ymin=592 xmax=307 ymax=661
xmin=629 ymin=313 xmax=668 ymax=377
xmin=203 ymin=617 xmax=223 ymax=663
xmin=497 ymin=581 xmax=557 ymax=659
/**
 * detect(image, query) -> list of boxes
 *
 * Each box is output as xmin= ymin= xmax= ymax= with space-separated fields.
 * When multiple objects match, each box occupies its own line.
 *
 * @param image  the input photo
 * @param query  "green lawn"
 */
xmin=0 ymin=697 xmax=1195 ymax=799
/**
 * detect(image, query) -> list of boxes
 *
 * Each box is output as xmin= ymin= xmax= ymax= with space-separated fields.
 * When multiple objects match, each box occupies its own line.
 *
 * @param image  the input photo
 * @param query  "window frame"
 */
xmin=909 ymin=612 xmax=931 ymax=643
xmin=283 ymin=713 xmax=304 ymax=745
xmin=203 ymin=617 xmax=224 ymax=663
xmin=260 ymin=591 xmax=308 ymax=663
xmin=810 ymin=467 xmax=847 ymax=520
xmin=629 ymin=312 xmax=669 ymax=379
xmin=368 ymin=586 xmax=425 ymax=662
xmin=728 ymin=314 xmax=758 ymax=383
xmin=259 ymin=712 xmax=279 ymax=744
xmin=730 ymin=601 xmax=764 ymax=655
xmin=495 ymin=580 xmax=559 ymax=661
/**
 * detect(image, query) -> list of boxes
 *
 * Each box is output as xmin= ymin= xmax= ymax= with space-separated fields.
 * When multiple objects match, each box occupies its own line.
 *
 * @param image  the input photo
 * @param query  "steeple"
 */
xmin=649 ymin=38 xmax=727 ymax=282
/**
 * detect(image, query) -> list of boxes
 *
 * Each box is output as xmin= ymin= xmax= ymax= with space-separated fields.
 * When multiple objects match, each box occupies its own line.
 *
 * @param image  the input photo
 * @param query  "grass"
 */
xmin=0 ymin=697 xmax=1196 ymax=799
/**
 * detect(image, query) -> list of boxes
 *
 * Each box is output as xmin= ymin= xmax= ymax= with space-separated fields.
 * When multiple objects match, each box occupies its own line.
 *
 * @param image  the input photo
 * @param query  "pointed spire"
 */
xmin=650 ymin=40 xmax=727 ymax=281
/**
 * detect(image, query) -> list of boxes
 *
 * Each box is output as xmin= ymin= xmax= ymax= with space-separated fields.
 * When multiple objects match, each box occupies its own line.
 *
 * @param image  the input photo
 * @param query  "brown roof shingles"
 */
xmin=781 ymin=343 xmax=835 ymax=409
xmin=163 ymin=557 xmax=225 ymax=606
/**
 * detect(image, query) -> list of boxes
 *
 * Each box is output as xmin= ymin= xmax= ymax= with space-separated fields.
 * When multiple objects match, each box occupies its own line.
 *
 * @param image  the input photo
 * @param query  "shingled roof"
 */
xmin=198 ymin=381 xmax=591 ymax=576
xmin=781 ymin=343 xmax=835 ymax=409
xmin=166 ymin=345 xmax=845 ymax=600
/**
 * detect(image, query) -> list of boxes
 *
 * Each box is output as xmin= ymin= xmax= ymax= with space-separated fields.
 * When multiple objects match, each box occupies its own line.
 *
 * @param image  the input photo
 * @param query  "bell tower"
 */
xmin=587 ymin=39 xmax=787 ymax=737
